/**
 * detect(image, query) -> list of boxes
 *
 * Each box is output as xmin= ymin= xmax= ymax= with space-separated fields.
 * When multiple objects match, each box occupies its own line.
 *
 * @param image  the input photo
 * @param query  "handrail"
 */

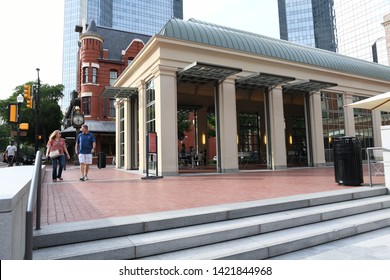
xmin=25 ymin=151 xmax=42 ymax=260
xmin=366 ymin=147 xmax=390 ymax=188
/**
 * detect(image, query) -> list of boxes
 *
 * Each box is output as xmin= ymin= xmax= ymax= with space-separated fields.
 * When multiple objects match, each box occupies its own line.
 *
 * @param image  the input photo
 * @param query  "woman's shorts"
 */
xmin=78 ymin=153 xmax=92 ymax=164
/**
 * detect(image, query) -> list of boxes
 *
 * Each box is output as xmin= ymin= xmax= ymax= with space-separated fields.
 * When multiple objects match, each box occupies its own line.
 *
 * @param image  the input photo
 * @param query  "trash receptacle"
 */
xmin=333 ymin=137 xmax=363 ymax=186
xmin=97 ymin=152 xmax=106 ymax=169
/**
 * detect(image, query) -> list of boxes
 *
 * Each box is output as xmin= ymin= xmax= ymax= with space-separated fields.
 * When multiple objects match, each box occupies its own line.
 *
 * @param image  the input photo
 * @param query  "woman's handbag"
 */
xmin=49 ymin=150 xmax=61 ymax=158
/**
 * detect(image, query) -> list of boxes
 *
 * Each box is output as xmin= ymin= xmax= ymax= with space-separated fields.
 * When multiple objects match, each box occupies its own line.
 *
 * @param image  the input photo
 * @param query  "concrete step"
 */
xmin=142 ymin=209 xmax=390 ymax=260
xmin=33 ymin=187 xmax=388 ymax=248
xmin=32 ymin=189 xmax=390 ymax=260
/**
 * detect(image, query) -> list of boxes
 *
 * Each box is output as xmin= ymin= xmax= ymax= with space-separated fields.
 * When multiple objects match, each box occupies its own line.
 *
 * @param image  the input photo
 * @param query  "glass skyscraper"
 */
xmin=278 ymin=0 xmax=390 ymax=65
xmin=334 ymin=0 xmax=390 ymax=66
xmin=278 ymin=0 xmax=337 ymax=52
xmin=62 ymin=0 xmax=183 ymax=111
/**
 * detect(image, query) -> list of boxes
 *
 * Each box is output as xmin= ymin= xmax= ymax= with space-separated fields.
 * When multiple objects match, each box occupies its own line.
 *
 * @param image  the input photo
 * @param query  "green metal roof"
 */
xmin=158 ymin=18 xmax=390 ymax=82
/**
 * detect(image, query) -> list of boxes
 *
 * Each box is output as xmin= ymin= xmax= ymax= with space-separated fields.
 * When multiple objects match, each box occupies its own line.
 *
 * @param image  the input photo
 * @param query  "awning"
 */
xmin=177 ymin=61 xmax=242 ymax=84
xmin=235 ymin=72 xmax=295 ymax=89
xmin=101 ymin=86 xmax=138 ymax=98
xmin=283 ymin=79 xmax=337 ymax=94
xmin=61 ymin=120 xmax=115 ymax=135
xmin=345 ymin=91 xmax=390 ymax=112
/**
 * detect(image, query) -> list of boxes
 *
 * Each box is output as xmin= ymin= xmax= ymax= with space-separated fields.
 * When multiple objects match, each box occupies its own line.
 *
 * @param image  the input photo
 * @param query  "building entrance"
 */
xmin=237 ymin=112 xmax=267 ymax=169
xmin=284 ymin=94 xmax=309 ymax=167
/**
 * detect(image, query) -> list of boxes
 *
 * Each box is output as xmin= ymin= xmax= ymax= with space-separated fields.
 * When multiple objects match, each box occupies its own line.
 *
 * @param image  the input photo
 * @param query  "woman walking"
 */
xmin=46 ymin=130 xmax=70 ymax=182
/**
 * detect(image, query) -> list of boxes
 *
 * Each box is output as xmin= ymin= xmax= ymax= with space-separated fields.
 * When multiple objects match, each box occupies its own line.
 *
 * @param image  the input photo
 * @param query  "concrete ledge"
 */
xmin=0 ymin=166 xmax=35 ymax=260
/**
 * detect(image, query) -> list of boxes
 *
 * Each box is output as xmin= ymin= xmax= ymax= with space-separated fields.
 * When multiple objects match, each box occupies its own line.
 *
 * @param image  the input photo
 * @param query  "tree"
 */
xmin=177 ymin=109 xmax=192 ymax=140
xmin=0 ymin=82 xmax=64 ymax=152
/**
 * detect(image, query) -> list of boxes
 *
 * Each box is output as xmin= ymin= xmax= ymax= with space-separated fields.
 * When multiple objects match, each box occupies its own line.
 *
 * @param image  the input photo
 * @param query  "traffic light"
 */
xmin=8 ymin=104 xmax=18 ymax=123
xmin=23 ymin=84 xmax=33 ymax=108
xmin=19 ymin=123 xmax=29 ymax=130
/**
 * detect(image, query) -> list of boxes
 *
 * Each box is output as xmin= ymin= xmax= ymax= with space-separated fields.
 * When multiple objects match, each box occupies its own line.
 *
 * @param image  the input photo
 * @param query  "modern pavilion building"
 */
xmin=107 ymin=18 xmax=390 ymax=176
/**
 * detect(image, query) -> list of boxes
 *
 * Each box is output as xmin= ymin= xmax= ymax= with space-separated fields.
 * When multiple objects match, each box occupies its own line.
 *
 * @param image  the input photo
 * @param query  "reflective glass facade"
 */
xmin=278 ymin=0 xmax=337 ymax=51
xmin=321 ymin=92 xmax=344 ymax=163
xmin=62 ymin=0 xmax=183 ymax=111
xmin=334 ymin=0 xmax=390 ymax=65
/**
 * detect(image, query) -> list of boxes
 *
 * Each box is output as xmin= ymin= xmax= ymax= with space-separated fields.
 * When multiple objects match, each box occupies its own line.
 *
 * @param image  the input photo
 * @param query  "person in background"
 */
xmin=75 ymin=124 xmax=96 ymax=181
xmin=4 ymin=140 xmax=17 ymax=167
xmin=46 ymin=130 xmax=70 ymax=182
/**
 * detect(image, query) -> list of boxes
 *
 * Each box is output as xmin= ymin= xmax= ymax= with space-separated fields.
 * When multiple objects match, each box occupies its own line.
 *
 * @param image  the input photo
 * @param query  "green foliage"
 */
xmin=208 ymin=113 xmax=216 ymax=138
xmin=0 ymin=82 xmax=64 ymax=152
xmin=177 ymin=109 xmax=192 ymax=140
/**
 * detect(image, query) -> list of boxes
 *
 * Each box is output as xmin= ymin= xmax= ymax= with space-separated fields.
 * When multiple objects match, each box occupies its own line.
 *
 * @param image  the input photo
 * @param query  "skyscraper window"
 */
xmin=278 ymin=0 xmax=337 ymax=52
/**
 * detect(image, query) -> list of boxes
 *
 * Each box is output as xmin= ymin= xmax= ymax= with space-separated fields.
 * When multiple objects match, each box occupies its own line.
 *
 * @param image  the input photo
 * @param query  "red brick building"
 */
xmin=63 ymin=20 xmax=150 ymax=163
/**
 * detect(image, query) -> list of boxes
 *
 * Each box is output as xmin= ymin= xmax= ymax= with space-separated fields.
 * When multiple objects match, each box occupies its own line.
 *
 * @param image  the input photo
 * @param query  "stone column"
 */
xmin=269 ymin=86 xmax=287 ymax=169
xmin=153 ymin=65 xmax=178 ymax=176
xmin=217 ymin=77 xmax=239 ymax=173
xmin=372 ymin=110 xmax=383 ymax=147
xmin=137 ymin=80 xmax=146 ymax=172
xmin=309 ymin=92 xmax=326 ymax=166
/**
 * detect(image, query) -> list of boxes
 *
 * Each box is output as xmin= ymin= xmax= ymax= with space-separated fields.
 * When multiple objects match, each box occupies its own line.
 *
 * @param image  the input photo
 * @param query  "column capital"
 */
xmin=151 ymin=65 xmax=178 ymax=77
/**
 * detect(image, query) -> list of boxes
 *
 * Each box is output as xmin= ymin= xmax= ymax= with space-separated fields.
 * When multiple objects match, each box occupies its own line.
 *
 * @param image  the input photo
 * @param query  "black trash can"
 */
xmin=333 ymin=137 xmax=363 ymax=186
xmin=97 ymin=152 xmax=106 ymax=169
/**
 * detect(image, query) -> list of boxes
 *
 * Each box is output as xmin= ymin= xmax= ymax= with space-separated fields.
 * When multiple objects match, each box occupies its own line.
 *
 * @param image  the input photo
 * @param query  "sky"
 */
xmin=0 ymin=0 xmax=279 ymax=100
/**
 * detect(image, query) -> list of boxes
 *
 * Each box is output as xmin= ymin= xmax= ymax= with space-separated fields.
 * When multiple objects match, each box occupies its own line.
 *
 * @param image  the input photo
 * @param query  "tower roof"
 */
xmin=81 ymin=20 xmax=104 ymax=42
xmin=78 ymin=20 xmax=151 ymax=61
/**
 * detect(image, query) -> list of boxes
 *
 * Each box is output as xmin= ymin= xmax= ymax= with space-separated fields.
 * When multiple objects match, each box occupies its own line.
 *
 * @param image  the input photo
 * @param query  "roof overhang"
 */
xmin=177 ymin=61 xmax=242 ymax=84
xmin=236 ymin=72 xmax=295 ymax=89
xmin=283 ymin=79 xmax=338 ymax=94
xmin=101 ymin=86 xmax=138 ymax=98
xmin=61 ymin=120 xmax=115 ymax=135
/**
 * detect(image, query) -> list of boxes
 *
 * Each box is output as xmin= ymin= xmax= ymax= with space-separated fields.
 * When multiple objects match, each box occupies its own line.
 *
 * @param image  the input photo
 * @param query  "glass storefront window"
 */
xmin=120 ymin=103 xmax=125 ymax=167
xmin=321 ymin=91 xmax=345 ymax=162
xmin=353 ymin=96 xmax=374 ymax=160
xmin=146 ymin=79 xmax=156 ymax=133
xmin=238 ymin=112 xmax=262 ymax=165
xmin=381 ymin=111 xmax=390 ymax=126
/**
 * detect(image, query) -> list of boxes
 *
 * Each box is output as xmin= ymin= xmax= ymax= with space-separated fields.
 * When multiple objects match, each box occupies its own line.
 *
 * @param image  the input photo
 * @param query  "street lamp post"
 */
xmin=35 ymin=68 xmax=40 ymax=154
xmin=16 ymin=93 xmax=24 ymax=166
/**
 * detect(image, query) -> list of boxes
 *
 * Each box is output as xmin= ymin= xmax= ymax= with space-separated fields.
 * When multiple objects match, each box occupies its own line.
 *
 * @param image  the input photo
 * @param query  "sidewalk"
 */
xmin=39 ymin=164 xmax=386 ymax=226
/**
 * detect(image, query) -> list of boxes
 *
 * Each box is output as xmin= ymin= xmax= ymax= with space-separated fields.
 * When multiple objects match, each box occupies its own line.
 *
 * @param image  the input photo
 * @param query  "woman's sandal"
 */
xmin=58 ymin=177 xmax=63 ymax=181
xmin=53 ymin=179 xmax=57 ymax=182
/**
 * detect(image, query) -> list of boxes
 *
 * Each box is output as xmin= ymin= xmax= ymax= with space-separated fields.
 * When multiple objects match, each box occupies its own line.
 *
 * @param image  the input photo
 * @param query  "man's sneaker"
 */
xmin=84 ymin=176 xmax=88 ymax=180
xmin=79 ymin=176 xmax=85 ymax=181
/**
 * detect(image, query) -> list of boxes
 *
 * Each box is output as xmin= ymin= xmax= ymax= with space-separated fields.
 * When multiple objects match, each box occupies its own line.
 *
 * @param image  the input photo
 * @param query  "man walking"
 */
xmin=4 ymin=140 xmax=17 ymax=167
xmin=75 ymin=124 xmax=96 ymax=181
